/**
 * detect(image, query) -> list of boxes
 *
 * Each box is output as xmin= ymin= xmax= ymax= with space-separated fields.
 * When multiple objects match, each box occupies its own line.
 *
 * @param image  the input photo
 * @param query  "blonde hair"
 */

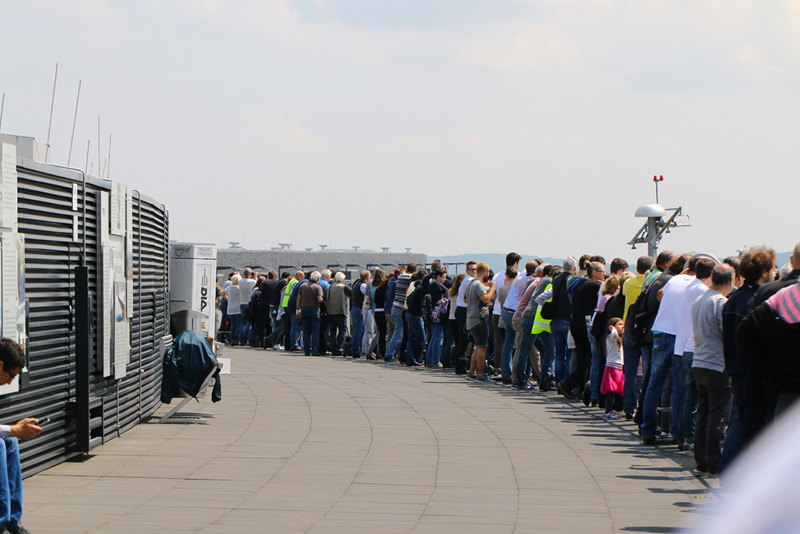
xmin=618 ymin=271 xmax=635 ymax=287
xmin=231 ymin=274 xmax=242 ymax=285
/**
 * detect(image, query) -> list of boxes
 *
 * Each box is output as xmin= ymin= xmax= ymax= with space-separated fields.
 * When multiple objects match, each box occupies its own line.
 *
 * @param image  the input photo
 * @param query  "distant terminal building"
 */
xmin=216 ymin=246 xmax=426 ymax=281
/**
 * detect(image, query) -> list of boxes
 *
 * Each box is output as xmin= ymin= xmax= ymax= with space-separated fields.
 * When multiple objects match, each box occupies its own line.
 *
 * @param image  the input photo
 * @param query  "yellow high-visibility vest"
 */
xmin=531 ymin=283 xmax=553 ymax=335
xmin=282 ymin=278 xmax=298 ymax=308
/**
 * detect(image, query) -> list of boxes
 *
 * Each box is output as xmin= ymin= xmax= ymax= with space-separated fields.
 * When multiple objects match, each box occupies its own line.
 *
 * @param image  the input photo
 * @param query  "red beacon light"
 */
xmin=653 ymin=175 xmax=664 ymax=183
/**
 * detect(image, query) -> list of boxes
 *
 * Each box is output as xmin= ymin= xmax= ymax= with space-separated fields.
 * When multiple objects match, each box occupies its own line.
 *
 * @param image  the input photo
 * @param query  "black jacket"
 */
xmin=737 ymin=301 xmax=800 ymax=411
xmin=750 ymin=269 xmax=800 ymax=309
xmin=721 ymin=281 xmax=758 ymax=377
xmin=551 ymin=272 xmax=573 ymax=322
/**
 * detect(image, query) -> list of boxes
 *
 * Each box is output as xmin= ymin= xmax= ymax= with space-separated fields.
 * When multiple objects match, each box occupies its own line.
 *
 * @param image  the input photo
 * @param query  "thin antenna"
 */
xmin=85 ymin=139 xmax=90 ymax=173
xmin=0 ymin=93 xmax=5 ymax=132
xmin=89 ymin=163 xmax=93 ymax=175
xmin=106 ymin=132 xmax=111 ymax=178
xmin=97 ymin=116 xmax=101 ymax=175
xmin=653 ymin=175 xmax=663 ymax=204
xmin=67 ymin=80 xmax=81 ymax=166
xmin=101 ymin=157 xmax=107 ymax=178
xmin=45 ymin=63 xmax=59 ymax=161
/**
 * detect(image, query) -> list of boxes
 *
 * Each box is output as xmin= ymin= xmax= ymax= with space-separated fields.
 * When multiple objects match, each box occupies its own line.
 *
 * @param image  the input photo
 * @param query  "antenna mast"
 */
xmin=45 ymin=63 xmax=59 ymax=162
xmin=654 ymin=175 xmax=663 ymax=204
xmin=67 ymin=80 xmax=81 ymax=166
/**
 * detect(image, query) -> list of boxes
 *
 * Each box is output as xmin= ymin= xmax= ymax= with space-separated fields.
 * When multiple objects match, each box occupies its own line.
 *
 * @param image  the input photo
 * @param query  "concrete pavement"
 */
xmin=22 ymin=348 xmax=713 ymax=533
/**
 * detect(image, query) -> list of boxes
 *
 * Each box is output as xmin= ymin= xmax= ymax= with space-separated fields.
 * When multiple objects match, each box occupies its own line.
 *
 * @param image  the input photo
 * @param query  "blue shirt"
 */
xmin=318 ymin=278 xmax=330 ymax=297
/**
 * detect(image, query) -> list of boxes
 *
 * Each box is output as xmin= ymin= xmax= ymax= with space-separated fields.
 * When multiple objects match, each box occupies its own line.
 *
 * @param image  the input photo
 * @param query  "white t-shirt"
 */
xmin=605 ymin=329 xmax=624 ymax=369
xmin=674 ymin=278 xmax=709 ymax=356
xmin=456 ymin=274 xmax=473 ymax=308
xmin=238 ymin=277 xmax=257 ymax=304
xmin=651 ymin=274 xmax=694 ymax=336
xmin=491 ymin=271 xmax=506 ymax=315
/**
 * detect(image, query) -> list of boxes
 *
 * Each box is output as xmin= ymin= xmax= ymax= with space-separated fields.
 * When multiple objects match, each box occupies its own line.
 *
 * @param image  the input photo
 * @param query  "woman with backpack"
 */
xmin=426 ymin=271 xmax=449 ymax=368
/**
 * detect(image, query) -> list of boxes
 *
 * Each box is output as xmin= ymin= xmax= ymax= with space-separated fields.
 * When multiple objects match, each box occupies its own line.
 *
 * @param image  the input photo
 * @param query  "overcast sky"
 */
xmin=1 ymin=1 xmax=798 ymax=263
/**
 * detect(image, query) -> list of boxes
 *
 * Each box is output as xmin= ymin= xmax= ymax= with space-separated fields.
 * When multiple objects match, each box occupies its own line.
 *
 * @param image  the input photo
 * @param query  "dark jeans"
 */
xmin=350 ymin=307 xmax=364 ymax=356
xmin=680 ymin=351 xmax=698 ymax=442
xmin=671 ymin=354 xmax=684 ymax=439
xmin=623 ymin=332 xmax=647 ymax=416
xmin=406 ymin=314 xmax=425 ymax=363
xmin=279 ymin=312 xmax=291 ymax=347
xmin=289 ymin=313 xmax=301 ymax=350
xmin=516 ymin=317 xmax=551 ymax=389
xmin=374 ymin=311 xmax=387 ymax=357
xmin=719 ymin=374 xmax=746 ymax=474
xmin=318 ymin=312 xmax=330 ymax=354
xmin=693 ymin=367 xmax=732 ymax=473
xmin=400 ymin=311 xmax=409 ymax=362
xmin=229 ymin=314 xmax=243 ymax=344
xmin=441 ymin=316 xmax=454 ymax=367
xmin=641 ymin=333 xmax=676 ymax=438
xmin=453 ymin=307 xmax=469 ymax=374
xmin=491 ymin=314 xmax=504 ymax=369
xmin=328 ymin=314 xmax=347 ymax=354
xmin=300 ymin=308 xmax=321 ymax=355
xmin=218 ymin=301 xmax=229 ymax=343
xmin=256 ymin=302 xmax=271 ymax=345
xmin=550 ymin=319 xmax=571 ymax=383
xmin=560 ymin=325 xmax=591 ymax=392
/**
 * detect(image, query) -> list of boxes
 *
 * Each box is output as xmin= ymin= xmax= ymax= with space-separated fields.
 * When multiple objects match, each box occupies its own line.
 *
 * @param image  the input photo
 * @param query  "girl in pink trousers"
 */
xmin=602 ymin=318 xmax=625 ymax=420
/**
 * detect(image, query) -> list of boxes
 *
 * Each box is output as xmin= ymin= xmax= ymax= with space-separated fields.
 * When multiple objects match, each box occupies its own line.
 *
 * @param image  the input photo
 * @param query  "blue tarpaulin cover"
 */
xmin=161 ymin=330 xmax=222 ymax=404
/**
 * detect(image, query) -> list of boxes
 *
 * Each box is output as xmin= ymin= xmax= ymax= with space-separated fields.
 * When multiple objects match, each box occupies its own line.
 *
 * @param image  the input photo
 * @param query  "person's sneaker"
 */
xmin=517 ymin=384 xmax=537 ymax=391
xmin=406 ymin=360 xmax=422 ymax=367
xmin=603 ymin=412 xmax=622 ymax=420
xmin=431 ymin=363 xmax=443 ymax=369
xmin=466 ymin=372 xmax=477 ymax=380
xmin=6 ymin=524 xmax=31 ymax=534
xmin=475 ymin=375 xmax=492 ymax=383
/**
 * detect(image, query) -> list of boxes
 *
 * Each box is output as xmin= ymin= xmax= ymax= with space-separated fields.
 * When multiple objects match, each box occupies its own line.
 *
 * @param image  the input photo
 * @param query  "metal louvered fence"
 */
xmin=0 ymin=157 xmax=169 ymax=477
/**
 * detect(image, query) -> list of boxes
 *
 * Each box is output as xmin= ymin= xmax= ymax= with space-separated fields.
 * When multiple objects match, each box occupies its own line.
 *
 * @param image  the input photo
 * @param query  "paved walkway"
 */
xmin=23 ymin=348 xmax=713 ymax=533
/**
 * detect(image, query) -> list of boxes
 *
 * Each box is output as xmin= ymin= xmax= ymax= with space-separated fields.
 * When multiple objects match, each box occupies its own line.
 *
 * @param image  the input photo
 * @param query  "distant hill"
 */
xmin=428 ymin=253 xmax=563 ymax=276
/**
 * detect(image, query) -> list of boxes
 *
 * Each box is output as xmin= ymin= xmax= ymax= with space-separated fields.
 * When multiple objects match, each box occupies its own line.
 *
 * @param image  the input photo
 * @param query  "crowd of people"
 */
xmin=215 ymin=243 xmax=800 ymax=479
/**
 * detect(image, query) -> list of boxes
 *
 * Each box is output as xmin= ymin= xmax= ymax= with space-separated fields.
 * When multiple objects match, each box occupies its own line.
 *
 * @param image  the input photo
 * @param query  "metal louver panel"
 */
xmin=0 ymin=161 xmax=169 ymax=477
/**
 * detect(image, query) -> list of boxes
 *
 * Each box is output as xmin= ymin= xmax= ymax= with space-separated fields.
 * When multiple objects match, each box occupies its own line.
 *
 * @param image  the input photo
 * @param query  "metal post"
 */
xmin=74 ymin=266 xmax=90 ymax=453
xmin=647 ymin=217 xmax=659 ymax=258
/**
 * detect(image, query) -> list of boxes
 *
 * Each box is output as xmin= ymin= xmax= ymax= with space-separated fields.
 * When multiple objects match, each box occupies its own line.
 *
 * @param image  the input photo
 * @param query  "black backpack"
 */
xmin=626 ymin=285 xmax=652 ymax=349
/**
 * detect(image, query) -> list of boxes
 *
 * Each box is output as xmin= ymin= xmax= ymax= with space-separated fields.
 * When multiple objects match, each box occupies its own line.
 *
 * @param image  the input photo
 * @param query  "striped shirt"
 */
xmin=393 ymin=274 xmax=412 ymax=309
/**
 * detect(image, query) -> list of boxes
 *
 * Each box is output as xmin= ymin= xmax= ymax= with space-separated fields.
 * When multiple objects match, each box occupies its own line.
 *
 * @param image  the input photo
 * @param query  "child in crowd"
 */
xmin=602 ymin=317 xmax=625 ymax=420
